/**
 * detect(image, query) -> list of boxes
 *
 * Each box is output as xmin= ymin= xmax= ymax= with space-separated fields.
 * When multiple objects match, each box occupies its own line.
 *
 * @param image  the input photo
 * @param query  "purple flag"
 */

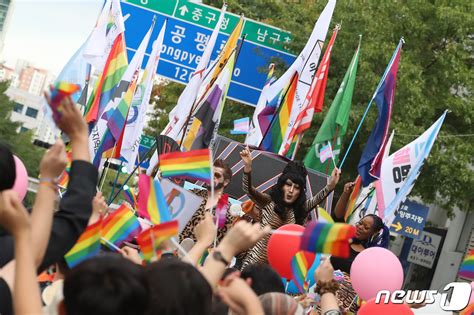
xmin=358 ymin=41 xmax=402 ymax=186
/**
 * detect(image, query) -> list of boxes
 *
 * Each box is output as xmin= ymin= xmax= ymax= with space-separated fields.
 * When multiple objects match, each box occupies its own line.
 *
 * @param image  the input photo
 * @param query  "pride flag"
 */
xmin=291 ymin=251 xmax=311 ymax=293
xmin=230 ymin=117 xmax=250 ymax=135
xmin=458 ymin=250 xmax=474 ymax=280
xmin=101 ymin=204 xmax=141 ymax=247
xmin=123 ymin=186 xmax=137 ymax=209
xmin=300 ymin=222 xmax=356 ymax=258
xmin=344 ymin=176 xmax=362 ymax=223
xmin=259 ymin=72 xmax=298 ymax=153
xmin=85 ymin=33 xmax=128 ymax=124
xmin=138 ymin=174 xmax=172 ymax=225
xmin=159 ymin=149 xmax=211 ymax=183
xmin=64 ymin=219 xmax=102 ymax=268
xmin=136 ymin=220 xmax=179 ymax=262
xmin=57 ymin=151 xmax=72 ymax=189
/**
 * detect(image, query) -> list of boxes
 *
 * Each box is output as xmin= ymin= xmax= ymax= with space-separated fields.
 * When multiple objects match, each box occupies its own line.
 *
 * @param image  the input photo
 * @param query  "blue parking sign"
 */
xmin=389 ymin=199 xmax=429 ymax=240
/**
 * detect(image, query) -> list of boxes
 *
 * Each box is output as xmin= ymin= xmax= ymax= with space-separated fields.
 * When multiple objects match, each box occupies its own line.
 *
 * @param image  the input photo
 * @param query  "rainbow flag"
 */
xmin=344 ymin=176 xmax=362 ymax=222
xmin=317 ymin=207 xmax=334 ymax=224
xmin=64 ymin=219 xmax=102 ymax=268
xmin=259 ymin=72 xmax=298 ymax=153
xmin=101 ymin=204 xmax=141 ymax=247
xmin=138 ymin=174 xmax=172 ymax=225
xmin=291 ymin=250 xmax=311 ymax=293
xmin=123 ymin=186 xmax=137 ymax=209
xmin=136 ymin=220 xmax=179 ymax=262
xmin=300 ymin=222 xmax=356 ymax=258
xmin=459 ymin=250 xmax=474 ymax=280
xmin=159 ymin=149 xmax=211 ymax=183
xmin=57 ymin=151 xmax=72 ymax=188
xmin=85 ymin=33 xmax=128 ymax=124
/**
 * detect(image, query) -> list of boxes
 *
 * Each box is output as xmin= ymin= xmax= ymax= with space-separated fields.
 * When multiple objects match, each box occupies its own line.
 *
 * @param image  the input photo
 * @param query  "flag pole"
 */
xmin=177 ymin=32 xmax=247 ymax=150
xmin=290 ymin=133 xmax=303 ymax=160
xmin=327 ymin=141 xmax=337 ymax=170
xmin=108 ymin=160 xmax=124 ymax=203
xmin=338 ymin=38 xmax=404 ymax=169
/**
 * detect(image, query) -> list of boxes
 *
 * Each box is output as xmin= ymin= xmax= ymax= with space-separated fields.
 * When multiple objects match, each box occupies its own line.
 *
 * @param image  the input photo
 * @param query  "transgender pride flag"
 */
xmin=230 ymin=117 xmax=250 ymax=135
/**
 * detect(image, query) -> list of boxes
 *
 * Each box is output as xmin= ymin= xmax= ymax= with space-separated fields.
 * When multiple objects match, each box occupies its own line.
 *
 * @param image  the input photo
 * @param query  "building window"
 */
xmin=25 ymin=107 xmax=38 ymax=118
xmin=19 ymin=127 xmax=29 ymax=133
xmin=13 ymin=103 xmax=23 ymax=113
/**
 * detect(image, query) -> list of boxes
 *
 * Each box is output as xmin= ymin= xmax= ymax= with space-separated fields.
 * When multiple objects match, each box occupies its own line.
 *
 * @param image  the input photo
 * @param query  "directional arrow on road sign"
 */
xmin=178 ymin=5 xmax=188 ymax=16
xmin=391 ymin=221 xmax=403 ymax=232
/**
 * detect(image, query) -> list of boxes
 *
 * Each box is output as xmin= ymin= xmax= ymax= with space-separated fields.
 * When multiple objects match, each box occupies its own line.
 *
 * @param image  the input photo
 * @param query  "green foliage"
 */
xmin=149 ymin=1 xmax=473 ymax=215
xmin=0 ymin=81 xmax=44 ymax=179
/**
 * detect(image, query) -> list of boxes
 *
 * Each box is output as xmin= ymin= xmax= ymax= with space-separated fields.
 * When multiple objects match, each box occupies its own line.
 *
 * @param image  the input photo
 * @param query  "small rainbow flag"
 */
xmin=159 ymin=149 xmax=211 ymax=184
xmin=57 ymin=151 xmax=72 ymax=189
xmin=136 ymin=220 xmax=179 ymax=262
xmin=49 ymin=82 xmax=81 ymax=122
xmin=101 ymin=204 xmax=141 ymax=247
xmin=291 ymin=250 xmax=311 ymax=293
xmin=300 ymin=222 xmax=356 ymax=258
xmin=459 ymin=250 xmax=474 ymax=280
xmin=64 ymin=219 xmax=102 ymax=268
xmin=123 ymin=186 xmax=137 ymax=209
xmin=138 ymin=174 xmax=171 ymax=225
xmin=344 ymin=176 xmax=362 ymax=223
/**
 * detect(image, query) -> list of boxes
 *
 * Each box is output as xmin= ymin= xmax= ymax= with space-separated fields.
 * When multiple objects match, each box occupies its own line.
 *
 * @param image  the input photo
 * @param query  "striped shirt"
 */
xmin=240 ymin=171 xmax=331 ymax=268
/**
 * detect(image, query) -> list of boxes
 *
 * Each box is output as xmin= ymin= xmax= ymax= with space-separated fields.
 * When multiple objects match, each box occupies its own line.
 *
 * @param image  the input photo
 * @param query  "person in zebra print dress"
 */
xmin=238 ymin=146 xmax=340 ymax=268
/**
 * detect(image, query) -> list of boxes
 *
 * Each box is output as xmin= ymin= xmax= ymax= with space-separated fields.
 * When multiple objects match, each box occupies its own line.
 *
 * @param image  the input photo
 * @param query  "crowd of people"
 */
xmin=0 ymin=95 xmax=397 ymax=315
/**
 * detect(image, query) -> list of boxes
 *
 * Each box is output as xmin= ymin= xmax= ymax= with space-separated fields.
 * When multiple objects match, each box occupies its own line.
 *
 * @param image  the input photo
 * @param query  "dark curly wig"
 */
xmin=270 ymin=161 xmax=308 ymax=225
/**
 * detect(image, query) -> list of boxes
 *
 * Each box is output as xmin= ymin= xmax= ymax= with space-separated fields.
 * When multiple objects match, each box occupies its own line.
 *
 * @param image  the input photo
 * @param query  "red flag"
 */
xmin=280 ymin=26 xmax=339 ymax=156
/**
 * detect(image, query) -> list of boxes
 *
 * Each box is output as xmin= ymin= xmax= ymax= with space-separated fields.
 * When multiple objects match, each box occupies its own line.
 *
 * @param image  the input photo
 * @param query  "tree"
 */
xmin=0 ymin=81 xmax=44 ymax=179
xmin=148 ymin=0 xmax=473 ymax=216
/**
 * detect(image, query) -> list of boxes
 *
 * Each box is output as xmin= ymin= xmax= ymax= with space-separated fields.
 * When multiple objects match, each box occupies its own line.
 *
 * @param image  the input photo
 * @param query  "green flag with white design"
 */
xmin=304 ymin=42 xmax=360 ymax=174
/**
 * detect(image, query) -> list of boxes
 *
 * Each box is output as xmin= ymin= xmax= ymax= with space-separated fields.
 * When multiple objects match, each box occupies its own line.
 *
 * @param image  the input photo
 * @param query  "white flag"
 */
xmin=120 ymin=21 xmax=167 ymax=173
xmin=276 ymin=0 xmax=336 ymax=155
xmin=83 ymin=0 xmax=125 ymax=70
xmin=161 ymin=4 xmax=227 ymax=142
xmin=377 ymin=112 xmax=447 ymax=225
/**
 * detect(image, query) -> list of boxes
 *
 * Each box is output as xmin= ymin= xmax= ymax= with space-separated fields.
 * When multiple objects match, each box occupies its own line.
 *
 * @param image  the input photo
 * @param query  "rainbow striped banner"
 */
xmin=136 ymin=220 xmax=179 ymax=262
xmin=459 ymin=250 xmax=474 ymax=280
xmin=259 ymin=72 xmax=298 ymax=153
xmin=101 ymin=204 xmax=141 ymax=247
xmin=64 ymin=219 xmax=102 ymax=268
xmin=300 ymin=222 xmax=356 ymax=258
xmin=159 ymin=149 xmax=211 ymax=183
xmin=123 ymin=186 xmax=138 ymax=209
xmin=138 ymin=174 xmax=172 ymax=225
xmin=291 ymin=251 xmax=311 ymax=293
xmin=85 ymin=33 xmax=128 ymax=124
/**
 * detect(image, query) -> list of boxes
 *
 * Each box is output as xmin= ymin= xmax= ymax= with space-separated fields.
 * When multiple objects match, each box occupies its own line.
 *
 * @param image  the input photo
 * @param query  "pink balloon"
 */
xmin=350 ymin=247 xmax=404 ymax=301
xmin=13 ymin=155 xmax=28 ymax=201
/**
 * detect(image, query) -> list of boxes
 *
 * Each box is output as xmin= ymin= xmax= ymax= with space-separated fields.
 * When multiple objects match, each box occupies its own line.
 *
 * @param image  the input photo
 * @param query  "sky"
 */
xmin=1 ymin=0 xmax=104 ymax=75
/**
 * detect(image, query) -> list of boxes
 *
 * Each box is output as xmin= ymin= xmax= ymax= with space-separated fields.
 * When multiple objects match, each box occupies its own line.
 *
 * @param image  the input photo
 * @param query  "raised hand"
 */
xmin=217 ymin=220 xmax=270 ymax=259
xmin=91 ymin=192 xmax=108 ymax=223
xmin=194 ymin=212 xmax=217 ymax=247
xmin=239 ymin=145 xmax=252 ymax=173
xmin=343 ymin=181 xmax=356 ymax=194
xmin=327 ymin=167 xmax=341 ymax=191
xmin=0 ymin=190 xmax=31 ymax=238
xmin=314 ymin=258 xmax=334 ymax=283
xmin=39 ymin=139 xmax=67 ymax=179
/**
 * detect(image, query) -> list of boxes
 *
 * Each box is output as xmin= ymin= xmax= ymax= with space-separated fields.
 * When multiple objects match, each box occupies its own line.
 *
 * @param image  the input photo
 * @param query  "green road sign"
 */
xmin=124 ymin=0 xmax=293 ymax=53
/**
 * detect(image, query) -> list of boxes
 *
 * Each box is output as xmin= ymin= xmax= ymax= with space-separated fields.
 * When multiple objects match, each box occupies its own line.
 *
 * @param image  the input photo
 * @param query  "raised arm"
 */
xmin=305 ymin=168 xmax=341 ymax=211
xmin=240 ymin=146 xmax=271 ymax=207
xmin=30 ymin=139 xmax=67 ymax=267
xmin=332 ymin=181 xmax=356 ymax=222
xmin=0 ymin=191 xmax=43 ymax=315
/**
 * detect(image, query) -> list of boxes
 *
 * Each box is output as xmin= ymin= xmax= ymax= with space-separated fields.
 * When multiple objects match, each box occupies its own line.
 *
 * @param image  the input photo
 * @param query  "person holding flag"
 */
xmin=238 ymin=146 xmax=340 ymax=268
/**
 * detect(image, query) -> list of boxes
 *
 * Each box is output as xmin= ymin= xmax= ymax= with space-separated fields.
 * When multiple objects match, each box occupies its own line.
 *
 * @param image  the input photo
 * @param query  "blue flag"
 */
xmin=358 ymin=40 xmax=403 ymax=186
